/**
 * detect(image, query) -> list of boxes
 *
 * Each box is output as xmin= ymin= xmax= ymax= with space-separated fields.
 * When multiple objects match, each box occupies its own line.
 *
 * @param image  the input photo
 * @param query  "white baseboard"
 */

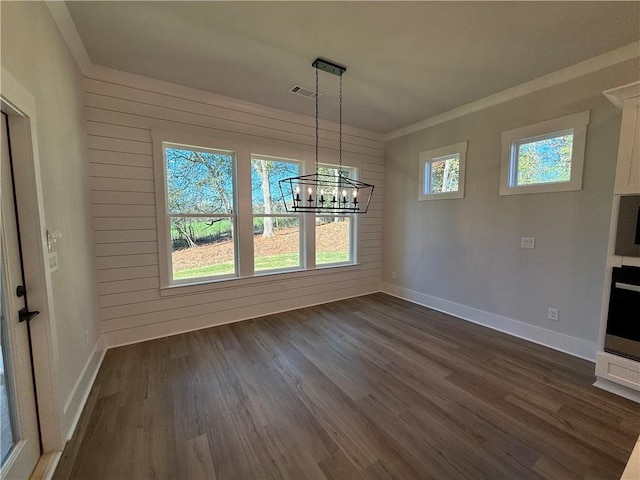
xmin=103 ymin=286 xmax=379 ymax=349
xmin=593 ymin=378 xmax=640 ymax=403
xmin=381 ymin=283 xmax=598 ymax=362
xmin=61 ymin=338 xmax=106 ymax=440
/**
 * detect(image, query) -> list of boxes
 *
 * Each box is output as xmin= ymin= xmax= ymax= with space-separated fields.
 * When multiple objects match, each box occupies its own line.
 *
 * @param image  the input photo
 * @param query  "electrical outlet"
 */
xmin=49 ymin=252 xmax=59 ymax=272
xmin=84 ymin=330 xmax=90 ymax=346
xmin=548 ymin=308 xmax=559 ymax=321
xmin=521 ymin=237 xmax=535 ymax=249
xmin=280 ymin=282 xmax=286 ymax=292
xmin=391 ymin=271 xmax=397 ymax=280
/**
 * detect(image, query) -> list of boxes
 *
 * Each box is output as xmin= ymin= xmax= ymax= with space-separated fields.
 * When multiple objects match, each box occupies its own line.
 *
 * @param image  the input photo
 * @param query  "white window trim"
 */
xmin=418 ymin=141 xmax=467 ymax=201
xmin=153 ymin=136 xmax=240 ymax=287
xmin=152 ymin=128 xmax=361 ymax=291
xmin=500 ymin=110 xmax=590 ymax=196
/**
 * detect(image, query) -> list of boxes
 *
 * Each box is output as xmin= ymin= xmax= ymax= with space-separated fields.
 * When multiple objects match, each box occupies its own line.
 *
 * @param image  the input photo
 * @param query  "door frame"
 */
xmin=1 ymin=67 xmax=64 ymax=458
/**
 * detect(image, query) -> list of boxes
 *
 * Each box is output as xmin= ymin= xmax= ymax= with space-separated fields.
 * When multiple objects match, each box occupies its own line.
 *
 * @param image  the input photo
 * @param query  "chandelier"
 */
xmin=279 ymin=58 xmax=374 ymax=214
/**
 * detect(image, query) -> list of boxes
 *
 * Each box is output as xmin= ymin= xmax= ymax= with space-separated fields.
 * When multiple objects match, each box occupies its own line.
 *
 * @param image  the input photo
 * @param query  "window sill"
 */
xmin=159 ymin=263 xmax=361 ymax=297
xmin=418 ymin=191 xmax=464 ymax=201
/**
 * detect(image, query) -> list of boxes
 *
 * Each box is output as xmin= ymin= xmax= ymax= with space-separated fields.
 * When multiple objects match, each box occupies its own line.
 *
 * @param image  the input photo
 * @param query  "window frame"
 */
xmin=152 ymin=129 xmax=362 ymax=291
xmin=159 ymin=141 xmax=239 ymax=286
xmin=500 ymin=110 xmax=590 ymax=196
xmin=418 ymin=141 xmax=467 ymax=201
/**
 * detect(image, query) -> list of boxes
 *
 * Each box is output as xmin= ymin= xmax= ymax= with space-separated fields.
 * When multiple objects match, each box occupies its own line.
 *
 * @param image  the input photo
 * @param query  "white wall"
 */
xmin=1 ymin=2 xmax=100 ymax=440
xmin=382 ymin=59 xmax=640 ymax=360
xmin=84 ymin=68 xmax=384 ymax=347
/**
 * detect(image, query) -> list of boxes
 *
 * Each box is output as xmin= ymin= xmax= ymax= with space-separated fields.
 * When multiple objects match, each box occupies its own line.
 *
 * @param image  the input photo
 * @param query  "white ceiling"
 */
xmin=65 ymin=1 xmax=640 ymax=134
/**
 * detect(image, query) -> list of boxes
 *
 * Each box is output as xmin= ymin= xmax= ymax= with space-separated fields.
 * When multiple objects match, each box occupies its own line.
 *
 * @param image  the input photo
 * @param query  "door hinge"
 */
xmin=19 ymin=308 xmax=39 ymax=323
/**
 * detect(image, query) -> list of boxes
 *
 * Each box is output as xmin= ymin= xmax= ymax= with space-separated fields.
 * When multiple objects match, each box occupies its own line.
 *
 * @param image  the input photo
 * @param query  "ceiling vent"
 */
xmin=289 ymin=85 xmax=321 ymax=100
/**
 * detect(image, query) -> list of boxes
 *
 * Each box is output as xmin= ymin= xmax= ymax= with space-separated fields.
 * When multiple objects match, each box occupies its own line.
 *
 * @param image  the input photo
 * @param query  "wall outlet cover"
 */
xmin=521 ymin=237 xmax=535 ymax=249
xmin=548 ymin=308 xmax=559 ymax=321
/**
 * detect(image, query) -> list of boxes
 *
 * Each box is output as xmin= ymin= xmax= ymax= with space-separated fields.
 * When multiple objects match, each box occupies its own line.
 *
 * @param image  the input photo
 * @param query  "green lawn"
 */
xmin=170 ymin=219 xmax=232 ymax=242
xmin=173 ymin=251 xmax=349 ymax=280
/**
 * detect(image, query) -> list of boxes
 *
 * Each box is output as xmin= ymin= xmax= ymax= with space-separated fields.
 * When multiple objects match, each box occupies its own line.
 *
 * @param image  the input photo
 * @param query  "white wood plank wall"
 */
xmin=85 ymin=75 xmax=384 ymax=347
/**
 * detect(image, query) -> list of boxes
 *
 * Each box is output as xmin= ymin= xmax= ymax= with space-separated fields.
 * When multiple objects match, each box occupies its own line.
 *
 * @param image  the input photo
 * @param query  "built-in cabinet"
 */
xmin=595 ymin=81 xmax=640 ymax=401
xmin=605 ymin=82 xmax=640 ymax=195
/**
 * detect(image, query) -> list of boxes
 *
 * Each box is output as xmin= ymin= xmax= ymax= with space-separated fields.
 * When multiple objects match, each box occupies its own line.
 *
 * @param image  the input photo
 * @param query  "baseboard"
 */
xmin=103 ymin=286 xmax=380 ymax=349
xmin=30 ymin=451 xmax=61 ymax=480
xmin=381 ymin=283 xmax=598 ymax=362
xmin=61 ymin=338 xmax=106 ymax=440
xmin=593 ymin=378 xmax=640 ymax=403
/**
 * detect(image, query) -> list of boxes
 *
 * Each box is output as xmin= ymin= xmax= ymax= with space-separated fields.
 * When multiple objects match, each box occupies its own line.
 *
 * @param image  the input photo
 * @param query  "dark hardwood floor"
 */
xmin=54 ymin=293 xmax=640 ymax=479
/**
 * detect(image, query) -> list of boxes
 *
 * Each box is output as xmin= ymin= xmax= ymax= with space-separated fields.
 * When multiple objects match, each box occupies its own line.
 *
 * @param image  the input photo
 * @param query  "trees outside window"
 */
xmin=500 ymin=111 xmax=589 ymax=195
xmin=418 ymin=141 xmax=467 ymax=201
xmin=157 ymin=135 xmax=359 ymax=287
xmin=251 ymin=157 xmax=301 ymax=272
xmin=165 ymin=145 xmax=236 ymax=281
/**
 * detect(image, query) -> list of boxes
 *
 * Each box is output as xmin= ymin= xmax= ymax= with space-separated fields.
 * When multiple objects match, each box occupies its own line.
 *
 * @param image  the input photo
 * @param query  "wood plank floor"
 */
xmin=54 ymin=293 xmax=640 ymax=479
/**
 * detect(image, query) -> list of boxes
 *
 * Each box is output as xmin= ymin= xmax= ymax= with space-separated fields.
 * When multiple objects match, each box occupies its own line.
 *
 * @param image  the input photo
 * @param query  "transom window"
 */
xmin=418 ymin=141 xmax=467 ymax=201
xmin=500 ymin=111 xmax=589 ymax=195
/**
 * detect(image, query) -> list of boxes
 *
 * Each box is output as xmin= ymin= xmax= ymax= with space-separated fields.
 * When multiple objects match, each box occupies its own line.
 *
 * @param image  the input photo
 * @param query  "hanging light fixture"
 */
xmin=279 ymin=58 xmax=374 ymax=214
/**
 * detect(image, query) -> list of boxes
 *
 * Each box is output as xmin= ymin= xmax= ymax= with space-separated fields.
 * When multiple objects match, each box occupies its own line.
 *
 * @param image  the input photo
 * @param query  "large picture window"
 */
xmin=164 ymin=144 xmax=236 ymax=282
xmin=154 ymin=132 xmax=360 ymax=289
xmin=251 ymin=156 xmax=302 ymax=272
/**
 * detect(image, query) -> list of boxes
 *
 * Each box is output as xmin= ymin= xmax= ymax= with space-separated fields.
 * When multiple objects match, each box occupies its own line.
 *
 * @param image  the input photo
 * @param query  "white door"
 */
xmin=0 ymin=112 xmax=40 ymax=479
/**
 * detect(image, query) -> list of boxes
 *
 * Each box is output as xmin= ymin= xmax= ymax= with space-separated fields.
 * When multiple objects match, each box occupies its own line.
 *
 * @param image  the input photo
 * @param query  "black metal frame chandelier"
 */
xmin=279 ymin=58 xmax=374 ymax=214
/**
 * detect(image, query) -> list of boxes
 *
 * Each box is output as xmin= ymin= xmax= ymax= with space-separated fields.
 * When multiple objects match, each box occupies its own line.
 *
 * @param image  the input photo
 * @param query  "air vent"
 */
xmin=289 ymin=85 xmax=321 ymax=100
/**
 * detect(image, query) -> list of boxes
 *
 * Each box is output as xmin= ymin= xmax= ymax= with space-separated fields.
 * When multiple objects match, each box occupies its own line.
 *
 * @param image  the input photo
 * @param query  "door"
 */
xmin=0 ymin=112 xmax=40 ymax=479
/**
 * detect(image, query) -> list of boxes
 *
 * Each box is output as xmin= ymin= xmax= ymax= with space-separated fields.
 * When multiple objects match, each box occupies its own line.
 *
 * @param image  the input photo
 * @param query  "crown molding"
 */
xmin=45 ymin=0 xmax=639 ymax=145
xmin=43 ymin=1 xmax=383 ymax=143
xmin=383 ymin=41 xmax=640 ymax=142
xmin=45 ymin=1 xmax=94 ymax=76
xmin=603 ymin=80 xmax=640 ymax=109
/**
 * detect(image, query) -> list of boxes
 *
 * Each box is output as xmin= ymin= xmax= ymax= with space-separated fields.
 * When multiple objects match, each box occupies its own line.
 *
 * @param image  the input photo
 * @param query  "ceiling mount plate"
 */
xmin=312 ymin=58 xmax=346 ymax=77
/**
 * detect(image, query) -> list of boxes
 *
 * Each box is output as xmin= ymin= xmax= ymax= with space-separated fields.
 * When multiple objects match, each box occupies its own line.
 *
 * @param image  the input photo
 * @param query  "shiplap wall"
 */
xmin=84 ymin=71 xmax=384 ymax=347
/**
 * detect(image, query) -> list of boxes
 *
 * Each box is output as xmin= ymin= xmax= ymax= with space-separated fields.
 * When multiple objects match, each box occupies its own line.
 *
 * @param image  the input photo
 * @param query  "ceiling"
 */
xmin=66 ymin=1 xmax=640 ymax=134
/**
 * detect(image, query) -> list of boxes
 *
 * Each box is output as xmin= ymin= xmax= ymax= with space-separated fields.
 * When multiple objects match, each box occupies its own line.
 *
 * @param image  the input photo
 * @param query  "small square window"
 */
xmin=500 ymin=111 xmax=589 ymax=195
xmin=418 ymin=141 xmax=467 ymax=201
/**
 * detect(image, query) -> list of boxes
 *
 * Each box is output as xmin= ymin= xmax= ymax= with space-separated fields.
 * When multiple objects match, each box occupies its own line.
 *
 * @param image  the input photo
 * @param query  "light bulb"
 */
xmin=296 ymin=186 xmax=300 ymax=193
xmin=308 ymin=187 xmax=313 ymax=195
xmin=353 ymin=190 xmax=358 ymax=198
xmin=342 ymin=189 xmax=346 ymax=197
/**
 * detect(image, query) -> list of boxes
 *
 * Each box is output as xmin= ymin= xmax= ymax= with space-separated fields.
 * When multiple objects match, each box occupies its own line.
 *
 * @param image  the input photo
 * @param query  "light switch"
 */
xmin=49 ymin=252 xmax=59 ymax=272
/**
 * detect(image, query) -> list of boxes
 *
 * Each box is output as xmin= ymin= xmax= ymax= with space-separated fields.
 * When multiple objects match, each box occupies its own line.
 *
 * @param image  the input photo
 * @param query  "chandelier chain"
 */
xmin=339 ymin=73 xmax=343 ymax=173
xmin=315 ymin=66 xmax=319 ymax=175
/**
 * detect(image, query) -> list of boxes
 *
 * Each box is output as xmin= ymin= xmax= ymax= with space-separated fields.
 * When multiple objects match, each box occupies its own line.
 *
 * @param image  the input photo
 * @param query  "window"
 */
xmin=418 ymin=141 xmax=467 ymax=200
xmin=251 ymin=156 xmax=301 ymax=272
xmin=153 ymin=131 xmax=360 ymax=288
xmin=315 ymin=165 xmax=355 ymax=265
xmin=164 ymin=143 xmax=236 ymax=283
xmin=500 ymin=111 xmax=589 ymax=195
